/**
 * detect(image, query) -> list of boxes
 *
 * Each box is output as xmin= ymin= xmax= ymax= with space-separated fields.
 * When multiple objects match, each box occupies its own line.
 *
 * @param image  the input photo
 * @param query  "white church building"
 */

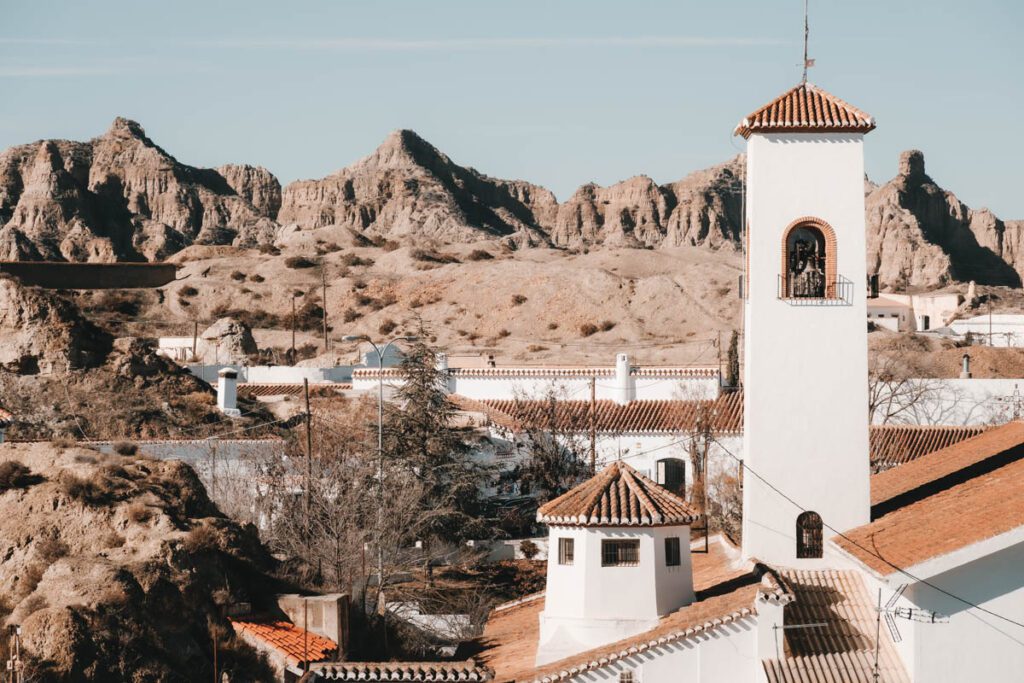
xmin=471 ymin=81 xmax=1024 ymax=683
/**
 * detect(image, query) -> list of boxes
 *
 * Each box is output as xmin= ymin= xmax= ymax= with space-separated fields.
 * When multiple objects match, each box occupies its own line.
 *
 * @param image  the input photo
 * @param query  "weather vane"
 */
xmin=802 ymin=0 xmax=815 ymax=83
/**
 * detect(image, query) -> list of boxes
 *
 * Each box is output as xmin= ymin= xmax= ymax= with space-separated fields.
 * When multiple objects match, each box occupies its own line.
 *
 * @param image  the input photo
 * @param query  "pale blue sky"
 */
xmin=1 ymin=1 xmax=1021 ymax=216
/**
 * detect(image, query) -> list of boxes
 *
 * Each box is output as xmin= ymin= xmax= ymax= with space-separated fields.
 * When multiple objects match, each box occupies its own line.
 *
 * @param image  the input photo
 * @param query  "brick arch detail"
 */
xmin=780 ymin=216 xmax=837 ymax=298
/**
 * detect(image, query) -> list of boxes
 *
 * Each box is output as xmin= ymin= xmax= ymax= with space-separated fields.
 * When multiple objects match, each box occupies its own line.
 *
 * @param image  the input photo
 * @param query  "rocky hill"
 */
xmin=0 ymin=441 xmax=278 ymax=681
xmin=0 ymin=118 xmax=278 ymax=262
xmin=0 ymin=120 xmax=1020 ymax=291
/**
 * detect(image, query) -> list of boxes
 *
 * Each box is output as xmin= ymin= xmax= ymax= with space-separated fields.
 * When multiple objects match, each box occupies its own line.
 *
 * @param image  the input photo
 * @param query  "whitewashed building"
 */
xmin=949 ymin=313 xmax=1024 ymax=347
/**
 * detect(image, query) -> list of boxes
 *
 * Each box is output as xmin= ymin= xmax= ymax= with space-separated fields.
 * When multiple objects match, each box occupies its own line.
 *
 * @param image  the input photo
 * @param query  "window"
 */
xmin=619 ymin=671 xmax=635 ymax=683
xmin=796 ymin=511 xmax=823 ymax=558
xmin=780 ymin=218 xmax=838 ymax=299
xmin=602 ymin=539 xmax=640 ymax=567
xmin=664 ymin=537 xmax=681 ymax=567
xmin=656 ymin=458 xmax=686 ymax=495
xmin=558 ymin=538 xmax=574 ymax=565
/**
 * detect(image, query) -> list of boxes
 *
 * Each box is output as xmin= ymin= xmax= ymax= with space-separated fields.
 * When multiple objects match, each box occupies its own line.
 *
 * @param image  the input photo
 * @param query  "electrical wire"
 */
xmin=708 ymin=434 xmax=1024 ymax=633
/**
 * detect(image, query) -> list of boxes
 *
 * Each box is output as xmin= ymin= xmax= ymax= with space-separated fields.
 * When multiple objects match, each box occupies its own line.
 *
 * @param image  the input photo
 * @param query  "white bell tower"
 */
xmin=736 ymin=81 xmax=875 ymax=565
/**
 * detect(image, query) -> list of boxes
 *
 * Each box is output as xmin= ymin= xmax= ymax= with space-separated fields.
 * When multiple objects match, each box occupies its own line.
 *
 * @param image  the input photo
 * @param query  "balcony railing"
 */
xmin=777 ymin=274 xmax=855 ymax=306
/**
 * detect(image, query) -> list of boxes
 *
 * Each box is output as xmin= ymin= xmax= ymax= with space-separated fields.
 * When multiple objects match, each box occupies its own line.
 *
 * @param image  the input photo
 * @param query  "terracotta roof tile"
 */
xmin=734 ymin=82 xmax=875 ymax=138
xmin=869 ymin=424 xmax=989 ymax=473
xmin=311 ymin=661 xmax=492 ymax=681
xmin=238 ymin=383 xmax=350 ymax=397
xmin=451 ymin=391 xmax=743 ymax=435
xmin=355 ymin=366 xmax=718 ymax=380
xmin=230 ymin=619 xmax=337 ymax=667
xmin=477 ymin=540 xmax=785 ymax=682
xmin=763 ymin=570 xmax=908 ymax=683
xmin=536 ymin=461 xmax=700 ymax=526
xmin=870 ymin=420 xmax=1024 ymax=509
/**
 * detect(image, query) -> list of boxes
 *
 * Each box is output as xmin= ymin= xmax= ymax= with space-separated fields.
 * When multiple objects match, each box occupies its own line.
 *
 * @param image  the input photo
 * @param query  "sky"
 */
xmin=1 ymin=0 xmax=1022 ymax=216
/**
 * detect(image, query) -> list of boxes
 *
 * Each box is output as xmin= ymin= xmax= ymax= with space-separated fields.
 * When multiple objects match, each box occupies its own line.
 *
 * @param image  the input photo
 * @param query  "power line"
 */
xmin=708 ymin=435 xmax=1024 ymax=633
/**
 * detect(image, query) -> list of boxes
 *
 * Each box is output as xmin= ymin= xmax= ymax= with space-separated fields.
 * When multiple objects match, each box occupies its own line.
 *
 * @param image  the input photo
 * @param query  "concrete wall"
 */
xmin=187 ymin=364 xmax=354 ymax=385
xmin=741 ymin=132 xmax=871 ymax=565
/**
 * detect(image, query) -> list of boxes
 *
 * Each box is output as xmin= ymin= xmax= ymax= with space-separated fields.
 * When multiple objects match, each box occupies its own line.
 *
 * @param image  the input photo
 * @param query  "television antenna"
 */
xmin=801 ymin=0 xmax=816 ymax=83
xmin=992 ymin=384 xmax=1024 ymax=420
xmin=873 ymin=585 xmax=948 ymax=681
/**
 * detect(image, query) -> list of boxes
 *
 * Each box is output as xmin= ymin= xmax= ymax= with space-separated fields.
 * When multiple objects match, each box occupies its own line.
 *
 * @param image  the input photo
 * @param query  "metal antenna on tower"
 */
xmin=802 ymin=0 xmax=815 ymax=82
xmin=873 ymin=584 xmax=948 ymax=680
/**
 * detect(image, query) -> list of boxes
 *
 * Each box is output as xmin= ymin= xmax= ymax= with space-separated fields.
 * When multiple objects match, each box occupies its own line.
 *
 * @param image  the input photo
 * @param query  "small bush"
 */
xmin=354 ymin=294 xmax=374 ymax=308
xmin=230 ymin=270 xmax=246 ymax=281
xmin=381 ymin=240 xmax=400 ymax=252
xmin=497 ymin=329 xmax=511 ymax=338
xmin=342 ymin=308 xmax=361 ymax=323
xmin=36 ymin=536 xmax=69 ymax=564
xmin=0 ymin=461 xmax=35 ymax=491
xmin=511 ymin=294 xmax=528 ymax=306
xmin=341 ymin=253 xmax=374 ymax=268
xmin=20 ymin=594 xmax=47 ymax=617
xmin=101 ymin=532 xmax=125 ymax=549
xmin=599 ymin=320 xmax=616 ymax=332
xmin=284 ymin=256 xmax=318 ymax=269
xmin=467 ymin=249 xmax=494 ymax=261
xmin=547 ymin=322 xmax=559 ymax=330
xmin=18 ymin=563 xmax=45 ymax=598
xmin=258 ymin=244 xmax=281 ymax=255
xmin=182 ymin=525 xmax=220 ymax=554
xmin=127 ymin=500 xmax=152 ymax=524
xmin=410 ymin=248 xmax=458 ymax=264
xmin=50 ymin=436 xmax=75 ymax=450
xmin=61 ymin=473 xmax=121 ymax=506
xmin=378 ymin=319 xmax=398 ymax=335
xmin=179 ymin=285 xmax=199 ymax=298
xmin=250 ymin=274 xmax=265 ymax=283
xmin=519 ymin=539 xmax=540 ymax=560
xmin=579 ymin=323 xmax=599 ymax=337
xmin=352 ymin=279 xmax=368 ymax=290
xmin=527 ymin=344 xmax=548 ymax=352
xmin=112 ymin=441 xmax=138 ymax=456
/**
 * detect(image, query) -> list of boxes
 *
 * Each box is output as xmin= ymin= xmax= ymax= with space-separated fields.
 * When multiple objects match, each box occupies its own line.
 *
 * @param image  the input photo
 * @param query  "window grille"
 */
xmin=796 ymin=511 xmax=823 ymax=558
xmin=601 ymin=539 xmax=640 ymax=567
xmin=558 ymin=538 xmax=574 ymax=565
xmin=619 ymin=671 xmax=635 ymax=683
xmin=664 ymin=537 xmax=681 ymax=567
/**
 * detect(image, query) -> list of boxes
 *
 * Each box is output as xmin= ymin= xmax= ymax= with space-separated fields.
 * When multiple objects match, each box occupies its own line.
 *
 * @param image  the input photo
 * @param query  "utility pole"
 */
xmin=192 ymin=320 xmax=199 ymax=361
xmin=589 ymin=376 xmax=597 ymax=473
xmin=6 ymin=624 xmax=24 ymax=683
xmin=304 ymin=378 xmax=312 ymax=540
xmin=291 ymin=296 xmax=297 ymax=362
xmin=321 ymin=268 xmax=330 ymax=352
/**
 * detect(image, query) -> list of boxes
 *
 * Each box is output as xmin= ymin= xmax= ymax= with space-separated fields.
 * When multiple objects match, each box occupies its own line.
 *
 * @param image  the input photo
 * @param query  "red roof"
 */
xmin=869 ymin=424 xmax=989 ymax=473
xmin=231 ymin=618 xmax=337 ymax=667
xmin=734 ymin=82 xmax=875 ymax=138
xmin=537 ymin=461 xmax=699 ymax=527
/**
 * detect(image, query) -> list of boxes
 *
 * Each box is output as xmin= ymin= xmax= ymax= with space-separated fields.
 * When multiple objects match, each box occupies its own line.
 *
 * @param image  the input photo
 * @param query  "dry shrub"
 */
xmin=378 ymin=318 xmax=398 ymax=335
xmin=18 ymin=563 xmax=45 ymax=598
xmin=258 ymin=244 xmax=281 ymax=255
xmin=101 ymin=532 xmax=125 ymax=549
xmin=284 ymin=256 xmax=318 ymax=269
xmin=60 ymin=472 xmax=125 ymax=506
xmin=579 ymin=322 xmax=599 ymax=337
xmin=20 ymin=594 xmax=47 ymax=617
xmin=547 ymin=322 xmax=559 ymax=330
xmin=511 ymin=294 xmax=527 ymax=305
xmin=127 ymin=500 xmax=152 ymax=524
xmin=179 ymin=285 xmax=199 ymax=298
xmin=182 ymin=525 xmax=221 ymax=554
xmin=0 ymin=461 xmax=35 ymax=491
xmin=113 ymin=441 xmax=138 ymax=456
xmin=340 ymin=253 xmax=374 ymax=267
xmin=50 ymin=436 xmax=75 ymax=450
xmin=410 ymin=248 xmax=458 ymax=264
xmin=467 ymin=249 xmax=494 ymax=261
xmin=229 ymin=270 xmax=246 ymax=281
xmin=599 ymin=320 xmax=616 ymax=332
xmin=527 ymin=344 xmax=548 ymax=353
xmin=497 ymin=329 xmax=511 ymax=338
xmin=381 ymin=240 xmax=400 ymax=252
xmin=35 ymin=536 xmax=69 ymax=564
xmin=250 ymin=273 xmax=265 ymax=283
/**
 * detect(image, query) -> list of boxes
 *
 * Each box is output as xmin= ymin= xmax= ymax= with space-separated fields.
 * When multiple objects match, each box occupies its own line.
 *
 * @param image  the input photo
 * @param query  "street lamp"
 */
xmin=341 ymin=334 xmax=417 ymax=607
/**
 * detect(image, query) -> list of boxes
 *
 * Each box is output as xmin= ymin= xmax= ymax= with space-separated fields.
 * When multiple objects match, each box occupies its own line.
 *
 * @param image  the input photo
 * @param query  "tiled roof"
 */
xmin=310 ymin=662 xmax=492 ymax=681
xmin=832 ymin=421 xmax=1024 ymax=576
xmin=536 ymin=461 xmax=700 ymax=527
xmin=763 ymin=570 xmax=908 ymax=683
xmin=238 ymin=383 xmax=351 ymax=397
xmin=230 ymin=619 xmax=337 ymax=667
xmin=869 ymin=424 xmax=989 ymax=473
xmin=451 ymin=391 xmax=743 ymax=435
xmin=734 ymin=82 xmax=876 ymax=138
xmin=869 ymin=420 xmax=1024 ymax=510
xmin=354 ymin=366 xmax=718 ymax=379
xmin=478 ymin=539 xmax=789 ymax=683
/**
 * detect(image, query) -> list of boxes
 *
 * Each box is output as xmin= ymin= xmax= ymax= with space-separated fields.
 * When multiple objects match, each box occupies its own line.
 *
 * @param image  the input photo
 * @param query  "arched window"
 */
xmin=796 ymin=511 xmax=823 ymax=558
xmin=656 ymin=458 xmax=686 ymax=495
xmin=781 ymin=217 xmax=837 ymax=298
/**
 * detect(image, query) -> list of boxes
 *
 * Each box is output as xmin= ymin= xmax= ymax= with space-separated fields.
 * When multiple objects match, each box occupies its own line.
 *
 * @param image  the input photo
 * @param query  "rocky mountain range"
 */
xmin=0 ymin=118 xmax=1020 ymax=290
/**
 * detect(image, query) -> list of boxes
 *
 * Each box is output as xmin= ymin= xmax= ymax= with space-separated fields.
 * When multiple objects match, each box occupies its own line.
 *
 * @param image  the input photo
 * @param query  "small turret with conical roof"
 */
xmin=535 ymin=461 xmax=701 ymax=666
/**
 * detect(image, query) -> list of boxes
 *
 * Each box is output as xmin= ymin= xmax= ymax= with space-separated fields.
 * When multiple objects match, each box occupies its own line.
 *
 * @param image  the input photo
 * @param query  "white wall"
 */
xmin=188 ymin=364 xmax=354 ymax=385
xmin=538 ymin=524 xmax=694 ymax=665
xmin=870 ymin=377 xmax=1024 ymax=426
xmin=741 ymin=132 xmax=871 ymax=565
xmin=950 ymin=314 xmax=1024 ymax=347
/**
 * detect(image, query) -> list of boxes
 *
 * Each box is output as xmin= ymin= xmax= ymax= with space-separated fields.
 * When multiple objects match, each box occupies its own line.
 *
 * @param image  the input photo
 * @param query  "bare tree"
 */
xmin=509 ymin=386 xmax=590 ymax=503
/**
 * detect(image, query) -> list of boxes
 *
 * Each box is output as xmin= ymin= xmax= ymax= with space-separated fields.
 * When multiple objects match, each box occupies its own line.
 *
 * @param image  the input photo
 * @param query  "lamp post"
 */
xmin=342 ymin=334 xmax=416 ymax=613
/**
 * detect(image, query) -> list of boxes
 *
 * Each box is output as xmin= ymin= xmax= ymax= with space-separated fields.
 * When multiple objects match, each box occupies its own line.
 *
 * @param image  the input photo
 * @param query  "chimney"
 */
xmin=614 ymin=353 xmax=635 ymax=406
xmin=217 ymin=367 xmax=241 ymax=416
xmin=867 ymin=274 xmax=879 ymax=299
xmin=960 ymin=353 xmax=972 ymax=379
xmin=435 ymin=352 xmax=448 ymax=372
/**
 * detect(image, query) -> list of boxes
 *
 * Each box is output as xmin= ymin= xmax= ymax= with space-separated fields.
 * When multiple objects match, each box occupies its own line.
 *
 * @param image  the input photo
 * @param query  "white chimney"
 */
xmin=217 ymin=367 xmax=241 ymax=416
xmin=960 ymin=353 xmax=972 ymax=379
xmin=614 ymin=353 xmax=635 ymax=406
xmin=435 ymin=352 xmax=449 ymax=372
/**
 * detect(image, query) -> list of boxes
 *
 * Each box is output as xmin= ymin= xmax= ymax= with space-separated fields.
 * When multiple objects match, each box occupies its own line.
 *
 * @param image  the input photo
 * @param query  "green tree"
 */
xmin=725 ymin=330 xmax=740 ymax=388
